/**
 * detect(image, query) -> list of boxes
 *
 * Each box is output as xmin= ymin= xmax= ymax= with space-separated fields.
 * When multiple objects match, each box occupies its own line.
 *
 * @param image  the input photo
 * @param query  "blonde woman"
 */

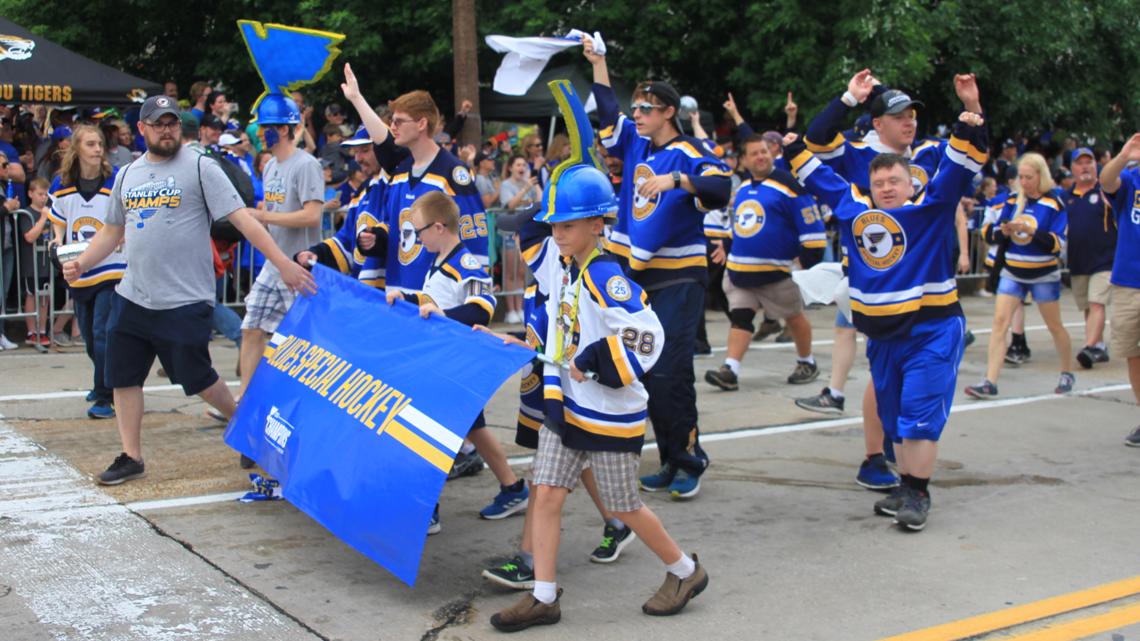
xmin=47 ymin=124 xmax=122 ymax=419
xmin=966 ymin=152 xmax=1073 ymax=398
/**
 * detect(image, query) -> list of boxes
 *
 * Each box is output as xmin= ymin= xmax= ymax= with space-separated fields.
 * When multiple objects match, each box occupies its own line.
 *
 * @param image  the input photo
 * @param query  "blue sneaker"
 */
xmin=87 ymin=402 xmax=115 ymax=419
xmin=428 ymin=504 xmax=441 ymax=535
xmin=85 ymin=390 xmax=97 ymax=403
xmin=479 ymin=483 xmax=529 ymax=520
xmin=639 ymin=463 xmax=676 ymax=492
xmin=668 ymin=469 xmax=702 ymax=500
xmin=856 ymin=456 xmax=900 ymax=491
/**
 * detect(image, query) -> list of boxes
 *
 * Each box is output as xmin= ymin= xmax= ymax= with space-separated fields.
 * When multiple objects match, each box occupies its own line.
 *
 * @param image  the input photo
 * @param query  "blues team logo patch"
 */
xmin=397 ymin=208 xmax=423 ymax=265
xmin=853 ymin=210 xmax=906 ymax=271
xmin=452 ymin=166 xmax=473 ymax=186
xmin=733 ymin=199 xmax=766 ymax=238
xmin=460 ymin=253 xmax=481 ymax=270
xmin=1009 ymin=213 xmax=1038 ymax=246
xmin=909 ymin=165 xmax=929 ymax=189
xmin=632 ymin=164 xmax=659 ymax=221
xmin=71 ymin=216 xmax=103 ymax=242
xmin=606 ymin=275 xmax=632 ymax=302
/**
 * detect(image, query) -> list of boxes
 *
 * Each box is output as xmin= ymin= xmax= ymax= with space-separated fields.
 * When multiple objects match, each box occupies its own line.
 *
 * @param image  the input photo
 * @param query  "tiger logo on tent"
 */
xmin=0 ymin=35 xmax=35 ymax=61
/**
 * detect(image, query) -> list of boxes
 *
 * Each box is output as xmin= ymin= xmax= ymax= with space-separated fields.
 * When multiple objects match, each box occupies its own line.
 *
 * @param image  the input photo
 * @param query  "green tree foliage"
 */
xmin=2 ymin=0 xmax=1136 ymax=141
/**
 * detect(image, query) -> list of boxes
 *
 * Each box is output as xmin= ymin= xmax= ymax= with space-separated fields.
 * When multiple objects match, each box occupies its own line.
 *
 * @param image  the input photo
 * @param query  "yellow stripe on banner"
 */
xmin=263 ymin=347 xmax=277 ymax=360
xmin=629 ymin=254 xmax=706 ymax=271
xmin=851 ymin=291 xmax=959 ymax=317
xmin=875 ymin=576 xmax=1140 ymax=641
xmin=563 ymin=410 xmax=645 ymax=438
xmin=383 ymin=422 xmax=454 ymax=473
xmin=606 ymin=336 xmax=635 ymax=386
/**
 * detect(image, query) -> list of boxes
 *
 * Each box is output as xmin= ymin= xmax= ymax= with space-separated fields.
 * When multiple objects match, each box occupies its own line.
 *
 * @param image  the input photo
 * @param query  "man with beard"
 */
xmin=63 ymin=95 xmax=315 ymax=485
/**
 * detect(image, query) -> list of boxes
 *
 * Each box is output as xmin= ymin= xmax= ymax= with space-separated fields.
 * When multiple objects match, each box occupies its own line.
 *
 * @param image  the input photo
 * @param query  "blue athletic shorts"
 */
xmin=997 ymin=276 xmax=1061 ymax=303
xmin=105 ymin=293 xmax=219 ymax=396
xmin=866 ymin=316 xmax=966 ymax=443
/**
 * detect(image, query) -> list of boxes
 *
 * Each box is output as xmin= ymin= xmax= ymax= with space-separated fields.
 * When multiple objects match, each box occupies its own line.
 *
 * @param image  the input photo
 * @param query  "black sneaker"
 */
xmin=964 ymin=379 xmax=998 ymax=399
xmin=963 ymin=329 xmax=976 ymax=348
xmin=795 ymin=388 xmax=845 ymax=415
xmin=1092 ymin=346 xmax=1110 ymax=364
xmin=448 ymin=450 xmax=485 ymax=480
xmin=1076 ymin=346 xmax=1095 ymax=369
xmin=1125 ymin=425 xmax=1140 ymax=448
xmin=873 ymin=485 xmax=907 ymax=517
xmin=753 ymin=319 xmax=782 ymax=342
xmin=787 ymin=361 xmax=819 ymax=385
xmin=774 ymin=328 xmax=793 ymax=343
xmin=694 ymin=339 xmax=712 ymax=356
xmin=482 ymin=555 xmax=535 ymax=590
xmin=97 ymin=452 xmax=146 ymax=485
xmin=590 ymin=523 xmax=637 ymax=564
xmin=1055 ymin=371 xmax=1076 ymax=394
xmin=704 ymin=365 xmax=739 ymax=391
xmin=894 ymin=489 xmax=931 ymax=531
xmin=239 ymin=454 xmax=256 ymax=469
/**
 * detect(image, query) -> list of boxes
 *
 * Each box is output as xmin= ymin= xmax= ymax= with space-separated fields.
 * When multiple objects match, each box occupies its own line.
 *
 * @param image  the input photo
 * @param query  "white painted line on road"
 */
xmin=0 ymin=380 xmax=240 ymax=403
xmin=126 ymin=382 xmax=1132 ymax=513
xmin=702 ymin=321 xmax=1086 ymax=354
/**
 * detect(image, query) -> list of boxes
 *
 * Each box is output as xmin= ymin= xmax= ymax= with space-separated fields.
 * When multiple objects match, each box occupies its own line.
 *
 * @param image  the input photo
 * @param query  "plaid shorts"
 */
xmin=240 ymin=269 xmax=296 ymax=333
xmin=532 ymin=427 xmax=642 ymax=513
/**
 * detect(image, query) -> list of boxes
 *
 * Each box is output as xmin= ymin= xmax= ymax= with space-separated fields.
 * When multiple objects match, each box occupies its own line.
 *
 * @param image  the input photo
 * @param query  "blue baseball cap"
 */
xmin=51 ymin=126 xmax=72 ymax=142
xmin=340 ymin=125 xmax=372 ymax=148
xmin=1070 ymin=147 xmax=1095 ymax=163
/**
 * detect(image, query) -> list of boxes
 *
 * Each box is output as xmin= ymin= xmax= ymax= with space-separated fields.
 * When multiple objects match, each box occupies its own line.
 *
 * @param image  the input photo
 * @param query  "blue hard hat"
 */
xmin=540 ymin=164 xmax=618 ymax=223
xmin=255 ymin=94 xmax=301 ymax=125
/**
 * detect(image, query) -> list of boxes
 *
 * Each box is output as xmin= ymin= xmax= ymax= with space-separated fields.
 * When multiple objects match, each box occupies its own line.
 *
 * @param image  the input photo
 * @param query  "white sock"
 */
xmin=519 ymin=550 xmax=534 ymax=569
xmin=665 ymin=554 xmax=696 ymax=580
xmin=1094 ymin=342 xmax=1106 ymax=350
xmin=606 ymin=517 xmax=625 ymax=530
xmin=828 ymin=387 xmax=845 ymax=400
xmin=533 ymin=580 xmax=558 ymax=604
xmin=725 ymin=358 xmax=741 ymax=375
xmin=797 ymin=354 xmax=815 ymax=365
xmin=460 ymin=440 xmax=476 ymax=455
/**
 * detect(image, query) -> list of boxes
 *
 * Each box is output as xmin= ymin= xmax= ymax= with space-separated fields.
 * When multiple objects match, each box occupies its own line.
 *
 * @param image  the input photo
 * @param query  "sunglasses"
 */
xmin=389 ymin=117 xmax=419 ymax=128
xmin=631 ymin=102 xmax=665 ymax=115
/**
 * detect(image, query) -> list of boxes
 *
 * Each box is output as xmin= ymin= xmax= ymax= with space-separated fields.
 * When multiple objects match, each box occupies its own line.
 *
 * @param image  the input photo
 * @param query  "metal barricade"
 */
xmin=1 ymin=208 xmax=56 ymax=351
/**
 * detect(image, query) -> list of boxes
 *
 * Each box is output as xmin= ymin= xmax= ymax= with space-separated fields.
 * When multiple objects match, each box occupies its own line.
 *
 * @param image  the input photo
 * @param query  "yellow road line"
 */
xmin=997 ymin=601 xmax=1140 ymax=640
xmin=877 ymin=576 xmax=1140 ymax=641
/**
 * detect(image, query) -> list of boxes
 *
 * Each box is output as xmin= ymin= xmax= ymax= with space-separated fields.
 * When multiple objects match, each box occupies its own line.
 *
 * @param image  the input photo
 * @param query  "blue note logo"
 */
xmin=264 ymin=406 xmax=294 ymax=454
xmin=397 ymin=208 xmax=423 ymax=265
xmin=123 ymin=176 xmax=182 ymax=228
xmin=71 ymin=216 xmax=103 ymax=242
xmin=632 ymin=164 xmax=659 ymax=221
xmin=853 ymin=210 xmax=906 ymax=271
xmin=733 ymin=199 xmax=766 ymax=238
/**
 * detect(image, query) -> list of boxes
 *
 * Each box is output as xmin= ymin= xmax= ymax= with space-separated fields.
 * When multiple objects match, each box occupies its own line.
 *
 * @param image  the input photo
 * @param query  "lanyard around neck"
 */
xmin=552 ymin=247 xmax=600 ymax=366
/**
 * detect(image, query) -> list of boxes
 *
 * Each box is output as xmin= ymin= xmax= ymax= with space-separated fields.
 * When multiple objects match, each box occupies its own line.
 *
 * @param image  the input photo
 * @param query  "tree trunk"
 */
xmin=452 ymin=0 xmax=480 ymax=146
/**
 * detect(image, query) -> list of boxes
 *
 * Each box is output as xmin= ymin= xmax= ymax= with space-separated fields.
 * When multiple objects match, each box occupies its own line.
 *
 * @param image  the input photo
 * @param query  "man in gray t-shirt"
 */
xmin=62 ymin=95 xmax=315 ymax=486
xmin=238 ymin=102 xmax=325 ymax=403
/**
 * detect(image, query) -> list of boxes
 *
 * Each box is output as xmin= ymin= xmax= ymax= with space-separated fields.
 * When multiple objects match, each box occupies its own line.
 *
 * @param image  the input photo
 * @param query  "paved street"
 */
xmin=2 ymin=294 xmax=1138 ymax=641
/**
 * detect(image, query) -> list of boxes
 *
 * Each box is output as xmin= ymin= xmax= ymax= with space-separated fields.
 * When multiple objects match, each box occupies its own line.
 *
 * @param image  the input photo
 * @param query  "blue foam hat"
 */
xmin=539 ymin=80 xmax=618 ymax=224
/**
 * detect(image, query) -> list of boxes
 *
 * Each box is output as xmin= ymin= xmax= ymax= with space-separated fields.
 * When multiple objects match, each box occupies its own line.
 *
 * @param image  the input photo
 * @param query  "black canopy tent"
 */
xmin=0 ymin=17 xmax=161 ymax=106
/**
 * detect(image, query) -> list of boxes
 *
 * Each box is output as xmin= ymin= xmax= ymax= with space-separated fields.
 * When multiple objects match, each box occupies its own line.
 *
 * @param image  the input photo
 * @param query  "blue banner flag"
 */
xmin=224 ymin=265 xmax=535 ymax=586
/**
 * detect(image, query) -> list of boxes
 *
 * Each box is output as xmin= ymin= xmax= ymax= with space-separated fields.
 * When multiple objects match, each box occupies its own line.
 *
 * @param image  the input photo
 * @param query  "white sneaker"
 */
xmin=0 ymin=335 xmax=16 ymax=350
xmin=504 ymin=310 xmax=523 ymax=324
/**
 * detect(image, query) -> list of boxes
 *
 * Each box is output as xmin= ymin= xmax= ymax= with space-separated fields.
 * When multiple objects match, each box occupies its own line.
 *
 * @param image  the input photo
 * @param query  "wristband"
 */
xmin=671 ymin=170 xmax=682 ymax=189
xmin=841 ymin=91 xmax=859 ymax=107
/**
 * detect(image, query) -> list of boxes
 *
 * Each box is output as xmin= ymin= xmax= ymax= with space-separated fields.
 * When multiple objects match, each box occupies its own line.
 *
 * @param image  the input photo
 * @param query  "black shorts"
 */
xmin=105 ymin=293 xmax=219 ymax=395
xmin=23 ymin=276 xmax=49 ymax=297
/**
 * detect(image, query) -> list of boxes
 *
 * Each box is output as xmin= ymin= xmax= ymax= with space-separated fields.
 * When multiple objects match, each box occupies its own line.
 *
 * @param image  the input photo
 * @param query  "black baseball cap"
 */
xmin=637 ymin=81 xmax=684 ymax=132
xmin=200 ymin=113 xmax=226 ymax=130
xmin=139 ymin=95 xmax=180 ymax=123
xmin=870 ymin=89 xmax=924 ymax=118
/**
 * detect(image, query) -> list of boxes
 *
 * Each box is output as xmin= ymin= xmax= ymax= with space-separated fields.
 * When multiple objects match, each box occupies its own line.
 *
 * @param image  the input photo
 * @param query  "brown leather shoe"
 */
xmin=642 ymin=554 xmax=708 ymax=616
xmin=490 ymin=588 xmax=562 ymax=632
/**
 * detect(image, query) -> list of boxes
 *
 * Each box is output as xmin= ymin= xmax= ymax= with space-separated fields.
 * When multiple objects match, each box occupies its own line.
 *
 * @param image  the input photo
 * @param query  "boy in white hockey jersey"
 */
xmin=485 ymin=161 xmax=708 ymax=632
